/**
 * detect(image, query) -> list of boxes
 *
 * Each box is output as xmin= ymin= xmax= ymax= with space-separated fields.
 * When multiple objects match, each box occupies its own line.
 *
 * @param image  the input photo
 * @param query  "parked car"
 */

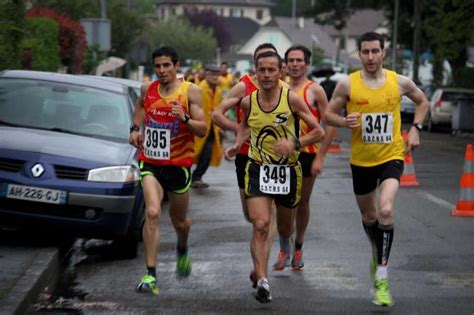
xmin=400 ymin=85 xmax=433 ymax=121
xmin=82 ymin=75 xmax=142 ymax=97
xmin=426 ymin=87 xmax=474 ymax=132
xmin=0 ymin=70 xmax=143 ymax=258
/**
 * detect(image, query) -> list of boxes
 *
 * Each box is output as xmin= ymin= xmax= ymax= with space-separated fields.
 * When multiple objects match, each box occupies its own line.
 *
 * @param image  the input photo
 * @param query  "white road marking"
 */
xmin=416 ymin=191 xmax=455 ymax=209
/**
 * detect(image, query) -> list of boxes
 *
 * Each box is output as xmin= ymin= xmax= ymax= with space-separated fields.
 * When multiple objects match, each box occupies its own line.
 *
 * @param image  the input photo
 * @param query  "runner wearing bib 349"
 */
xmin=225 ymin=51 xmax=325 ymax=303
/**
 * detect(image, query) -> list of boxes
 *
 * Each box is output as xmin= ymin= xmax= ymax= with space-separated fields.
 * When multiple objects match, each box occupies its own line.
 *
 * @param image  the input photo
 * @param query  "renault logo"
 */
xmin=31 ymin=163 xmax=44 ymax=178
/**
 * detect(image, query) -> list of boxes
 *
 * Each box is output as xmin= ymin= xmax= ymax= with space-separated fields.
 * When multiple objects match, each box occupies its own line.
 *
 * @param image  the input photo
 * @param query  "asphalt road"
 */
xmin=30 ymin=126 xmax=474 ymax=314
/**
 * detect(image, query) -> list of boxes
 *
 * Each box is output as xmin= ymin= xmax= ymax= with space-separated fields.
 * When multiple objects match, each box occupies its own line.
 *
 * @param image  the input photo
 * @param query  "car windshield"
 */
xmin=0 ymin=78 xmax=131 ymax=142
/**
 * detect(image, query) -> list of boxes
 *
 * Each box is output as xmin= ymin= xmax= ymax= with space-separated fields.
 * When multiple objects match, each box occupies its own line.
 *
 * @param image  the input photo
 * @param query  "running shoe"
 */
xmin=249 ymin=270 xmax=257 ymax=289
xmin=255 ymin=278 xmax=272 ymax=303
xmin=273 ymin=251 xmax=290 ymax=271
xmin=176 ymin=251 xmax=192 ymax=276
xmin=135 ymin=274 xmax=159 ymax=295
xmin=370 ymin=256 xmax=377 ymax=283
xmin=291 ymin=249 xmax=304 ymax=271
xmin=373 ymin=279 xmax=394 ymax=306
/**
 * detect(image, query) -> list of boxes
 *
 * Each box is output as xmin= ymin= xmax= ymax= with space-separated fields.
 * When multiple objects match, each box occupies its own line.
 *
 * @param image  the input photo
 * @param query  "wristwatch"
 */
xmin=182 ymin=114 xmax=190 ymax=124
xmin=129 ymin=124 xmax=140 ymax=133
xmin=412 ymin=123 xmax=423 ymax=132
xmin=293 ymin=138 xmax=301 ymax=151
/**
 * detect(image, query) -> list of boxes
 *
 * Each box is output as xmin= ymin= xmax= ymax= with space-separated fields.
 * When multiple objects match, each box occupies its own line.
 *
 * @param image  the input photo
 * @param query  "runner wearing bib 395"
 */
xmin=129 ymin=46 xmax=207 ymax=296
xmin=326 ymin=32 xmax=429 ymax=307
xmin=225 ymin=51 xmax=325 ymax=303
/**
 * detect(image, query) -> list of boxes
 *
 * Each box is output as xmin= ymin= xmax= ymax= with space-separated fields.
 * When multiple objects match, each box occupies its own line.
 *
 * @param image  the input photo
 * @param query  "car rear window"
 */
xmin=443 ymin=92 xmax=474 ymax=101
xmin=0 ymin=78 xmax=131 ymax=142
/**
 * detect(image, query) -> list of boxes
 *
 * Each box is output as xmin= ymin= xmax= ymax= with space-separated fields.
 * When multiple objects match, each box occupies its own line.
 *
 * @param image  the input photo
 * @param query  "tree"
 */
xmin=185 ymin=9 xmax=232 ymax=52
xmin=21 ymin=17 xmax=61 ymax=71
xmin=145 ymin=18 xmax=217 ymax=64
xmin=27 ymin=8 xmax=87 ymax=74
xmin=108 ymin=0 xmax=143 ymax=59
xmin=0 ymin=0 xmax=25 ymax=70
xmin=424 ymin=0 xmax=474 ymax=86
xmin=29 ymin=0 xmax=98 ymax=19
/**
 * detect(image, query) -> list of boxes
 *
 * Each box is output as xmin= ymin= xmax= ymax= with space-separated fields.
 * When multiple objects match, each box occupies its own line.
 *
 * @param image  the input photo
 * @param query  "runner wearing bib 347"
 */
xmin=129 ymin=46 xmax=207 ymax=296
xmin=225 ymin=51 xmax=325 ymax=303
xmin=325 ymin=32 xmax=429 ymax=307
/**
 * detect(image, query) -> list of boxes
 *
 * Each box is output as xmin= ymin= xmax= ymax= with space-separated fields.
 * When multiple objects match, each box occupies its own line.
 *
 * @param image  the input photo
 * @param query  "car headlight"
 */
xmin=87 ymin=165 xmax=140 ymax=183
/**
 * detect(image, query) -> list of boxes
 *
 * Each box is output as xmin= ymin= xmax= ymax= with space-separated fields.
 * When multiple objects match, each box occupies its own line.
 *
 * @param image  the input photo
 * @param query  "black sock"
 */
xmin=295 ymin=242 xmax=303 ymax=250
xmin=177 ymin=245 xmax=188 ymax=256
xmin=362 ymin=220 xmax=378 ymax=257
xmin=375 ymin=224 xmax=394 ymax=266
xmin=147 ymin=267 xmax=156 ymax=278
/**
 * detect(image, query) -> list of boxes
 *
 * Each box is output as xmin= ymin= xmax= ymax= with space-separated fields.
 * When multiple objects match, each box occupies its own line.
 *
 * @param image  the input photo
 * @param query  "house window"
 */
xmin=229 ymin=8 xmax=234 ymax=16
xmin=240 ymin=9 xmax=244 ymax=17
xmin=171 ymin=8 xmax=176 ymax=16
xmin=256 ymin=9 xmax=263 ymax=20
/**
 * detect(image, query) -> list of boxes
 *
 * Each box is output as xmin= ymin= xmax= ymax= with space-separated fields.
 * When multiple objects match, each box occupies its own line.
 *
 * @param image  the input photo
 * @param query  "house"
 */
xmin=235 ymin=16 xmax=358 ymax=71
xmin=155 ymin=0 xmax=274 ymax=25
xmin=318 ymin=9 xmax=388 ymax=60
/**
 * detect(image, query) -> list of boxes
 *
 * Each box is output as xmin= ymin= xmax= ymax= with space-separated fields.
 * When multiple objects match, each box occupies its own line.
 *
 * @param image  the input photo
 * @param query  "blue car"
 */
xmin=0 ymin=70 xmax=144 ymax=258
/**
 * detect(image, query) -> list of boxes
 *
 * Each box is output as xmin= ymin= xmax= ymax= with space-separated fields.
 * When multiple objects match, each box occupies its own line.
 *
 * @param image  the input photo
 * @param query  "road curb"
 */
xmin=0 ymin=248 xmax=59 ymax=315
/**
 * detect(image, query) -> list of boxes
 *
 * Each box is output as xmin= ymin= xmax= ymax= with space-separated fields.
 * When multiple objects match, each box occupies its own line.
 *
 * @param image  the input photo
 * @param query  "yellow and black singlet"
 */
xmin=347 ymin=69 xmax=404 ymax=166
xmin=247 ymin=87 xmax=299 ymax=165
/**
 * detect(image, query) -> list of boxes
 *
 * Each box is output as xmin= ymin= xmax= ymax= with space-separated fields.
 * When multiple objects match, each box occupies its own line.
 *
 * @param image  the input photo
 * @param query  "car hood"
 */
xmin=0 ymin=127 xmax=135 ymax=165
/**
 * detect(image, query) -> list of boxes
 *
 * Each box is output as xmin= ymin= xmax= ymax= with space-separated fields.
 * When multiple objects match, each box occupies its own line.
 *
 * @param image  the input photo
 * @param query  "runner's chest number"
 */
xmin=144 ymin=127 xmax=170 ymax=160
xmin=259 ymin=164 xmax=290 ymax=195
xmin=361 ymin=113 xmax=393 ymax=143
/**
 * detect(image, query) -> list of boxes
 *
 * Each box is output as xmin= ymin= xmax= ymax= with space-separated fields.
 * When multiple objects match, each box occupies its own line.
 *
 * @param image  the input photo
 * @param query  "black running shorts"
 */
xmin=350 ymin=159 xmax=404 ymax=195
xmin=139 ymin=161 xmax=191 ymax=194
xmin=244 ymin=159 xmax=302 ymax=208
xmin=298 ymin=152 xmax=316 ymax=178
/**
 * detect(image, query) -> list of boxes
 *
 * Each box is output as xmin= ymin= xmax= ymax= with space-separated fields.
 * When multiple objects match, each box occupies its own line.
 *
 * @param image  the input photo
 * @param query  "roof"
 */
xmin=156 ymin=0 xmax=275 ymax=7
xmin=318 ymin=9 xmax=386 ymax=37
xmin=0 ymin=70 xmax=127 ymax=94
xmin=223 ymin=17 xmax=260 ymax=44
xmin=273 ymin=16 xmax=359 ymax=65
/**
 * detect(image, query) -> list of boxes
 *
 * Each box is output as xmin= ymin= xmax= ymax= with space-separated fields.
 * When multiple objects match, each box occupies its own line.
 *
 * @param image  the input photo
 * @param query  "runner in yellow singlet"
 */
xmin=225 ymin=51 xmax=325 ymax=303
xmin=326 ymin=32 xmax=429 ymax=307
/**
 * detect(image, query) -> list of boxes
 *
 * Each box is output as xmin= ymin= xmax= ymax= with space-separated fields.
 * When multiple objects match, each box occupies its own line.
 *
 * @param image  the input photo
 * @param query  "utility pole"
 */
xmin=391 ymin=0 xmax=399 ymax=71
xmin=412 ymin=0 xmax=422 ymax=84
xmin=292 ymin=0 xmax=296 ymax=27
xmin=101 ymin=0 xmax=107 ymax=19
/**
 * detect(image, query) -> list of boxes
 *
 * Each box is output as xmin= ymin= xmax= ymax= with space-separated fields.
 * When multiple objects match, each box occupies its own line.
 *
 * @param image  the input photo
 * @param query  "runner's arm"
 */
xmin=326 ymin=78 xmax=360 ymax=129
xmin=212 ymin=82 xmax=246 ymax=132
xmin=185 ymin=83 xmax=207 ymax=138
xmin=129 ymin=83 xmax=149 ymax=148
xmin=398 ymin=74 xmax=429 ymax=151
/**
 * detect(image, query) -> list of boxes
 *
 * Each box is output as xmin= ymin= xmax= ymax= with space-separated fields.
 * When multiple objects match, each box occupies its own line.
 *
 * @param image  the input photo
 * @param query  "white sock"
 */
xmin=257 ymin=277 xmax=269 ymax=286
xmin=375 ymin=266 xmax=388 ymax=280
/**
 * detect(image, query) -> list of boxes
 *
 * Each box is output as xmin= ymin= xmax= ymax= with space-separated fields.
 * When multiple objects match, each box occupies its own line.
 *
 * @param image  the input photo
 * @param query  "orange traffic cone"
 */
xmin=400 ymin=130 xmax=420 ymax=187
xmin=451 ymin=144 xmax=474 ymax=217
xmin=328 ymin=130 xmax=341 ymax=154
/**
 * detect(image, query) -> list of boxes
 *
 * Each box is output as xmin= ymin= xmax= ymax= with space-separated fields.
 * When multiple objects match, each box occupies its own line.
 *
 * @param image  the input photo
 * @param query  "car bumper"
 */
xmin=0 ymin=190 xmax=142 ymax=239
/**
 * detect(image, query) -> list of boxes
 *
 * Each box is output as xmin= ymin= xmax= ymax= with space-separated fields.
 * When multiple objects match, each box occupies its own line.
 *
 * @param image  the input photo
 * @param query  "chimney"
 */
xmin=298 ymin=17 xmax=304 ymax=29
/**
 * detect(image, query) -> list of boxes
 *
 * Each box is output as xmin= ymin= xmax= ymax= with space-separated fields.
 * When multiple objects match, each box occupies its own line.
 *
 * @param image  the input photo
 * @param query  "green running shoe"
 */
xmin=370 ymin=256 xmax=377 ymax=283
xmin=135 ymin=274 xmax=159 ymax=295
xmin=373 ymin=279 xmax=394 ymax=306
xmin=177 ymin=251 xmax=192 ymax=276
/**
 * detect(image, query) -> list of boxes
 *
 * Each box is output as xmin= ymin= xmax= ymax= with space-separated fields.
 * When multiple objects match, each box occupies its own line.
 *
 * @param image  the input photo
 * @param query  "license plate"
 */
xmin=0 ymin=183 xmax=67 ymax=205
